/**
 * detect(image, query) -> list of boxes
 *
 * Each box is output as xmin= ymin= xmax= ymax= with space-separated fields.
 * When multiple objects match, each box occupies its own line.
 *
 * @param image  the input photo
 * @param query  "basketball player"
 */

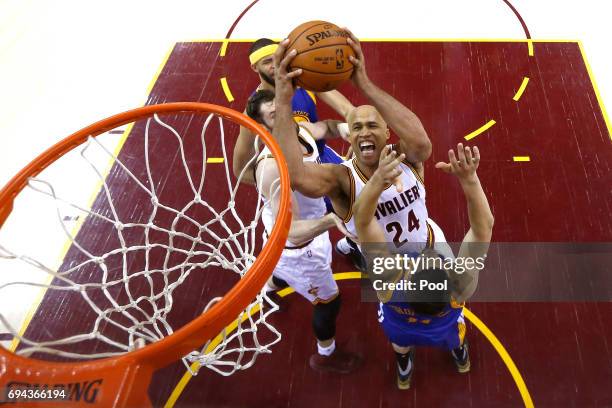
xmin=247 ymin=89 xmax=362 ymax=374
xmin=352 ymin=143 xmax=493 ymax=388
xmin=233 ymin=38 xmax=354 ymax=182
xmin=232 ymin=38 xmax=366 ymax=272
xmin=270 ymin=30 xmax=436 ymax=257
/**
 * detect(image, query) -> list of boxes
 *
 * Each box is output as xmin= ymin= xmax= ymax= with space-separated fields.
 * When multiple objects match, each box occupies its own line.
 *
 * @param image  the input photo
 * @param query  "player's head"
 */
xmin=249 ymin=38 xmax=278 ymax=86
xmin=246 ymin=89 xmax=276 ymax=130
xmin=407 ymin=249 xmax=450 ymax=315
xmin=407 ymin=267 xmax=450 ymax=315
xmin=347 ymin=105 xmax=391 ymax=167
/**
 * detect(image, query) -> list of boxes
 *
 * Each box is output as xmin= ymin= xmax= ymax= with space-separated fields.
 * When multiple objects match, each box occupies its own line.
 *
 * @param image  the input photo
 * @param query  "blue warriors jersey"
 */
xmin=291 ymin=88 xmax=319 ymax=123
xmin=288 ymin=88 xmax=334 ymax=161
xmin=290 ymin=88 xmax=343 ymax=164
xmin=378 ymin=300 xmax=466 ymax=350
xmin=252 ymin=87 xmax=343 ymax=164
xmin=251 ymin=86 xmax=318 ymax=123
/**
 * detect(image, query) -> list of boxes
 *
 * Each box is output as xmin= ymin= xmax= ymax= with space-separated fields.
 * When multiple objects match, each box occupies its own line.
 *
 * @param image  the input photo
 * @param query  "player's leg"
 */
xmin=392 ymin=343 xmax=415 ymax=390
xmin=429 ymin=219 xmax=471 ymax=373
xmin=450 ymin=314 xmax=470 ymax=373
xmin=300 ymin=233 xmax=362 ymax=373
xmin=308 ymin=295 xmax=362 ymax=374
xmin=263 ymin=274 xmax=290 ymax=312
xmin=378 ymin=302 xmax=418 ymax=389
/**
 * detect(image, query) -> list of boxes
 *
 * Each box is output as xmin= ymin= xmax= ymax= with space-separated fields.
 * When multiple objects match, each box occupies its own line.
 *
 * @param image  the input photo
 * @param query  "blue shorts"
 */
xmin=318 ymin=144 xmax=344 ymax=213
xmin=319 ymin=144 xmax=344 ymax=164
xmin=378 ymin=303 xmax=466 ymax=350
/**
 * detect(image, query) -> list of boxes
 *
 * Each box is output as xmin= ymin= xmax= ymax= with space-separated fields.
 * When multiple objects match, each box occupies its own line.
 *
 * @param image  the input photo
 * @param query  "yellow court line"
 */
xmin=513 ymin=77 xmax=530 ymax=101
xmin=183 ymin=38 xmax=577 ymax=43
xmin=206 ymin=158 xmax=224 ymax=163
xmin=527 ymin=40 xmax=534 ymax=56
xmin=7 ymin=44 xmax=176 ymax=352
xmin=164 ymin=271 xmax=364 ymax=408
xmin=578 ymin=41 xmax=612 ymax=142
xmin=463 ymin=308 xmax=534 ymax=408
xmin=147 ymin=44 xmax=176 ymax=94
xmin=360 ymin=38 xmax=534 ymax=43
xmin=183 ymin=38 xmax=257 ymax=43
xmin=513 ymin=156 xmax=531 ymax=162
xmin=165 ymin=272 xmax=532 ymax=408
xmin=8 ymin=121 xmax=137 ymax=352
xmin=464 ymin=120 xmax=496 ymax=141
xmin=220 ymin=77 xmax=235 ymax=102
xmin=220 ymin=39 xmax=229 ymax=57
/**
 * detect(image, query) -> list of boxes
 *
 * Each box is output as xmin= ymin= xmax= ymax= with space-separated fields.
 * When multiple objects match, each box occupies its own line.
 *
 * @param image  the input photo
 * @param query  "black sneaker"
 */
xmin=334 ymin=240 xmax=367 ymax=272
xmin=451 ymin=341 xmax=470 ymax=373
xmin=397 ymin=349 xmax=414 ymax=390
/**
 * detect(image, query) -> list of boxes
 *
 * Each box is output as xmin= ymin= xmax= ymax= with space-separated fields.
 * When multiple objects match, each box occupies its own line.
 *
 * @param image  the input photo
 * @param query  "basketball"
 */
xmin=286 ymin=21 xmax=355 ymax=93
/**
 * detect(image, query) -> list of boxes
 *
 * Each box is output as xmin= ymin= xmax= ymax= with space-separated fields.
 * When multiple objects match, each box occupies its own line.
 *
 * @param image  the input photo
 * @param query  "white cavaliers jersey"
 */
xmin=342 ymin=149 xmax=433 ymax=253
xmin=257 ymin=125 xmax=327 ymax=246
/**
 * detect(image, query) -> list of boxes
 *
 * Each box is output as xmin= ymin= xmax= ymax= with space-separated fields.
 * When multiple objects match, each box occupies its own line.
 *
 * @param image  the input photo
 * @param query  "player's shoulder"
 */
xmin=327 ymin=162 xmax=353 ymax=195
xmin=254 ymin=154 xmax=280 ymax=186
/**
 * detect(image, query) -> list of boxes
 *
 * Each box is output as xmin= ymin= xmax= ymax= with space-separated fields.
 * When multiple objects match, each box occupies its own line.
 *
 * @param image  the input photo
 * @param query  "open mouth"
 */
xmin=359 ymin=141 xmax=376 ymax=157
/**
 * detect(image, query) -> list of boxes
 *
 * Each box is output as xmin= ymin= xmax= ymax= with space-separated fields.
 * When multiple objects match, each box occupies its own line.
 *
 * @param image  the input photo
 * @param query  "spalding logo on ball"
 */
xmin=286 ymin=21 xmax=355 ymax=92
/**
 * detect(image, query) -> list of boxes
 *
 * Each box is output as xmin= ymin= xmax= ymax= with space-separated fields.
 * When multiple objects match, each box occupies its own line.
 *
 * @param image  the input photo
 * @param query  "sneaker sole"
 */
xmin=456 ymin=359 xmax=471 ymax=374
xmin=308 ymin=356 xmax=363 ymax=375
xmin=397 ymin=377 xmax=411 ymax=390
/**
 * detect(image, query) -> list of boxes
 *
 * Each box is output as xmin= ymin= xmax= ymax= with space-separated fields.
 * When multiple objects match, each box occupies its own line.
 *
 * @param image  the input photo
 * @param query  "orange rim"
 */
xmin=0 ymin=103 xmax=292 ymax=407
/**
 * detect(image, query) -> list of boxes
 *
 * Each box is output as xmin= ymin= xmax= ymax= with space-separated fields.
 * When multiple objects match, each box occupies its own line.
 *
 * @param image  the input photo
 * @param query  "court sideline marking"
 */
xmin=578 ymin=41 xmax=612 ymax=141
xmin=216 ymin=37 xmax=533 ymax=154
xmin=7 ymin=44 xmax=177 ymax=352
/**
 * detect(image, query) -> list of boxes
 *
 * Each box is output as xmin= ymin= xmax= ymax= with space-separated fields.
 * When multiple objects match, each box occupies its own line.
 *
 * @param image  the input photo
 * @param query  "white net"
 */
xmin=0 ymin=109 xmax=285 ymax=376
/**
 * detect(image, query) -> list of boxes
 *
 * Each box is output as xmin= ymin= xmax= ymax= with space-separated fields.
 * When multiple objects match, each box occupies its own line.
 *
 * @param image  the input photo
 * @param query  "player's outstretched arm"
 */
xmin=354 ymin=146 xmax=405 ymax=244
xmin=299 ymin=120 xmax=350 ymax=141
xmin=344 ymin=28 xmax=432 ymax=165
xmin=287 ymin=212 xmax=356 ymax=245
xmin=257 ymin=158 xmax=355 ymax=245
xmin=354 ymin=146 xmax=406 ymax=302
xmin=272 ymin=39 xmax=344 ymax=198
xmin=233 ymin=116 xmax=258 ymax=185
xmin=316 ymin=90 xmax=355 ymax=120
xmin=435 ymin=143 xmax=494 ymax=302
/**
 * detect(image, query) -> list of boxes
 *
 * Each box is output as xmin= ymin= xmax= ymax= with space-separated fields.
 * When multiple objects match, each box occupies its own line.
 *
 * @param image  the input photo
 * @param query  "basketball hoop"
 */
xmin=0 ymin=103 xmax=292 ymax=406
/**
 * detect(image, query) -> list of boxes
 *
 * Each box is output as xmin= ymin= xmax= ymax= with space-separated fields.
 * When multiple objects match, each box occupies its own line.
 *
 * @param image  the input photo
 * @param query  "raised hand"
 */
xmin=343 ymin=27 xmax=369 ymax=89
xmin=435 ymin=143 xmax=480 ymax=182
xmin=372 ymin=145 xmax=405 ymax=192
xmin=273 ymin=39 xmax=302 ymax=103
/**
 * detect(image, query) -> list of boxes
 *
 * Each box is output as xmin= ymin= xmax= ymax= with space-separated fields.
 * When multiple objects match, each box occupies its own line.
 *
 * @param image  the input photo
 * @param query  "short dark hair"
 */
xmin=246 ymin=89 xmax=275 ymax=123
xmin=407 ymin=268 xmax=450 ymax=316
xmin=249 ymin=38 xmax=277 ymax=56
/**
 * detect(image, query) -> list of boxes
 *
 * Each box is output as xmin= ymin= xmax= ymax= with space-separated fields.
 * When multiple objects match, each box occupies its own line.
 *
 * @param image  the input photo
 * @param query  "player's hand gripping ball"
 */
xmin=285 ymin=21 xmax=355 ymax=92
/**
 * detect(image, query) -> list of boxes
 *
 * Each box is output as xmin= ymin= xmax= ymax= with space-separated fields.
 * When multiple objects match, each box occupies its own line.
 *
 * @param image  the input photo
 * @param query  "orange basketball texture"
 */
xmin=286 ymin=21 xmax=355 ymax=92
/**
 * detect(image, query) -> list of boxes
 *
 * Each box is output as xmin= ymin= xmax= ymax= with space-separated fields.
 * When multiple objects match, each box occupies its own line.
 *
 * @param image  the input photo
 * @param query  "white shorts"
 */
xmin=271 ymin=231 xmax=338 ymax=304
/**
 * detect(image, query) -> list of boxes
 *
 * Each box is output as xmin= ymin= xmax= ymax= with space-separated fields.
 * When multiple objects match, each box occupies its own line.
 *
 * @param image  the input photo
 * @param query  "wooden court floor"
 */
xmin=18 ymin=41 xmax=612 ymax=407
